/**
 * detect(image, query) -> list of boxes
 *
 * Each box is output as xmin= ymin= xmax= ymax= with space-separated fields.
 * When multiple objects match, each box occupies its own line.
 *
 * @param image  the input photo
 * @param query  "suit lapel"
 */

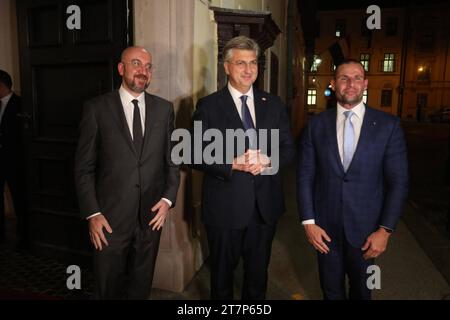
xmin=349 ymin=106 xmax=378 ymax=171
xmin=110 ymin=90 xmax=137 ymax=157
xmin=218 ymin=87 xmax=245 ymax=130
xmin=254 ymin=89 xmax=268 ymax=130
xmin=324 ymin=108 xmax=345 ymax=174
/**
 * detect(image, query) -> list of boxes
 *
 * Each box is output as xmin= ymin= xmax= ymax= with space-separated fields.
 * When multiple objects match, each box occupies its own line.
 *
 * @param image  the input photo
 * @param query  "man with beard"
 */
xmin=75 ymin=46 xmax=179 ymax=299
xmin=297 ymin=59 xmax=408 ymax=299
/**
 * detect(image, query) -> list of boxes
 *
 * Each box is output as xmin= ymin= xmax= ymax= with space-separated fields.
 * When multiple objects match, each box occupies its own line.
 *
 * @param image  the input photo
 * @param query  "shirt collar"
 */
xmin=337 ymin=100 xmax=365 ymax=119
xmin=227 ymin=82 xmax=254 ymax=102
xmin=119 ymin=85 xmax=145 ymax=106
xmin=1 ymin=92 xmax=13 ymax=108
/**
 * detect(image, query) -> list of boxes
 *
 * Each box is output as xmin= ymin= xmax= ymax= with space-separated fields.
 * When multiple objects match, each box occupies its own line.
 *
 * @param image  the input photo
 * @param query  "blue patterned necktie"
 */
xmin=240 ymin=95 xmax=256 ymax=149
xmin=343 ymin=110 xmax=355 ymax=172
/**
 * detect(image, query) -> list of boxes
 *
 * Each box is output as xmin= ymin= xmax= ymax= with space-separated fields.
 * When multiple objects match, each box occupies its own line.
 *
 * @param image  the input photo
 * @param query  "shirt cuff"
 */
xmin=86 ymin=212 xmax=101 ymax=220
xmin=162 ymin=198 xmax=173 ymax=207
xmin=379 ymin=225 xmax=394 ymax=233
xmin=302 ymin=219 xmax=315 ymax=225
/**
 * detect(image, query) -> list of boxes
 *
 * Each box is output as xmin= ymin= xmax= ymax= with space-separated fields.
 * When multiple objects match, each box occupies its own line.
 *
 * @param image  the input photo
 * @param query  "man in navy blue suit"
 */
xmin=192 ymin=36 xmax=295 ymax=299
xmin=297 ymin=59 xmax=408 ymax=300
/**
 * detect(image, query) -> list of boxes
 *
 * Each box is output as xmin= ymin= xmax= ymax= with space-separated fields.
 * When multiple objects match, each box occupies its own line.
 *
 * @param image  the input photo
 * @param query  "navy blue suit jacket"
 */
xmin=192 ymin=86 xmax=295 ymax=229
xmin=297 ymin=106 xmax=409 ymax=247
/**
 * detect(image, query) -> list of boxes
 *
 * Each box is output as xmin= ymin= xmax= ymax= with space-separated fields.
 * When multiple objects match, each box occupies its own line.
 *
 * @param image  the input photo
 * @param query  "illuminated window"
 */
xmin=311 ymin=55 xmax=322 ymax=72
xmin=383 ymin=53 xmax=395 ymax=72
xmin=417 ymin=64 xmax=431 ymax=82
xmin=307 ymin=89 xmax=317 ymax=106
xmin=360 ymin=53 xmax=370 ymax=72
xmin=363 ymin=89 xmax=368 ymax=104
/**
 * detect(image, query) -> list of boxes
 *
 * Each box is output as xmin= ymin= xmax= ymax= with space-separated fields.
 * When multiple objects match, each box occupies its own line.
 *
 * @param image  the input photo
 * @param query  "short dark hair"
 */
xmin=223 ymin=36 xmax=260 ymax=62
xmin=0 ymin=69 xmax=12 ymax=89
xmin=334 ymin=59 xmax=365 ymax=79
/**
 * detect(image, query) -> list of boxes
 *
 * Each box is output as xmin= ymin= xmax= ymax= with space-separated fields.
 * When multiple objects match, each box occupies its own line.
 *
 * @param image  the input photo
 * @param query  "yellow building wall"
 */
xmin=193 ymin=0 xmax=218 ymax=105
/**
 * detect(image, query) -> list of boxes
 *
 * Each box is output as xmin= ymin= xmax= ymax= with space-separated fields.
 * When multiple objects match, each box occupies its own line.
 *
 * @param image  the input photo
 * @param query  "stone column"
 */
xmin=134 ymin=0 xmax=207 ymax=292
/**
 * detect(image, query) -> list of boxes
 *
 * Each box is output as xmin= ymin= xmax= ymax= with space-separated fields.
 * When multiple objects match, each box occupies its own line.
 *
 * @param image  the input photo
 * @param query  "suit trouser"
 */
xmin=317 ymin=228 xmax=374 ymax=300
xmin=0 ymin=165 xmax=27 ymax=244
xmin=205 ymin=209 xmax=276 ymax=300
xmin=92 ymin=221 xmax=161 ymax=300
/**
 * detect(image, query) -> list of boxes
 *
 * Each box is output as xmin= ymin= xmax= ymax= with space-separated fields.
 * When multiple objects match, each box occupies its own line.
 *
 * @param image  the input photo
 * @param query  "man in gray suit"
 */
xmin=75 ymin=46 xmax=180 ymax=299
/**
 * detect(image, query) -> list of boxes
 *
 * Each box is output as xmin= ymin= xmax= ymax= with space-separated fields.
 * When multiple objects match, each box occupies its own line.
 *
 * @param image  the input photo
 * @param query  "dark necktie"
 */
xmin=240 ymin=95 xmax=255 ymax=130
xmin=131 ymin=99 xmax=143 ymax=156
xmin=240 ymin=95 xmax=256 ymax=149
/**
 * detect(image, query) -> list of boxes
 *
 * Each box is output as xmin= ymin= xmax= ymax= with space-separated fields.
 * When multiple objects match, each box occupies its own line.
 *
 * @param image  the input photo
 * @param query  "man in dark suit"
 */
xmin=191 ymin=36 xmax=295 ymax=300
xmin=74 ymin=46 xmax=180 ymax=299
xmin=0 ymin=69 xmax=28 ymax=249
xmin=297 ymin=59 xmax=409 ymax=300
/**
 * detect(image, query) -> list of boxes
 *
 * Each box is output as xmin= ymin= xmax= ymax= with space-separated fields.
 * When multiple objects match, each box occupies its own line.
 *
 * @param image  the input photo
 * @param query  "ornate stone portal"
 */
xmin=134 ymin=1 xmax=281 ymax=293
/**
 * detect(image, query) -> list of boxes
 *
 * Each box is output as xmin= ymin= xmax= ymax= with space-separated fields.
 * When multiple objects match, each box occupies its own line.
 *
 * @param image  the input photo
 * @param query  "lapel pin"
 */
xmin=262 ymin=97 xmax=266 ymax=101
xmin=372 ymin=121 xmax=377 ymax=126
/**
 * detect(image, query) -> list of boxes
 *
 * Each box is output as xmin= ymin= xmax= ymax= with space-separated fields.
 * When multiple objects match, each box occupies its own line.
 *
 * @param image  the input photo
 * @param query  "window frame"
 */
xmin=383 ymin=53 xmax=395 ymax=72
xmin=307 ymin=88 xmax=317 ymax=106
xmin=360 ymin=53 xmax=370 ymax=72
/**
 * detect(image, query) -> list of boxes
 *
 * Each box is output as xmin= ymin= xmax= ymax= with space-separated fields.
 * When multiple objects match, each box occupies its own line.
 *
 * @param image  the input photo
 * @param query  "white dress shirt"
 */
xmin=336 ymin=102 xmax=365 ymax=165
xmin=227 ymin=82 xmax=256 ymax=127
xmin=86 ymin=86 xmax=172 ymax=220
xmin=302 ymin=101 xmax=366 ymax=226
xmin=119 ymin=85 xmax=146 ymax=139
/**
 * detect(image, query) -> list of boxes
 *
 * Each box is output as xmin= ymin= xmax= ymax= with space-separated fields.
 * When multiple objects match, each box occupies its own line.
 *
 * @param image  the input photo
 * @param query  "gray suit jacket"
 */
xmin=74 ymin=90 xmax=180 ymax=232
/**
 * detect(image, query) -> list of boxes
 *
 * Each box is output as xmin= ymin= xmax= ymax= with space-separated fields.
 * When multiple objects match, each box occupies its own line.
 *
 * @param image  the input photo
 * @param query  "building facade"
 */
xmin=306 ymin=4 xmax=450 ymax=121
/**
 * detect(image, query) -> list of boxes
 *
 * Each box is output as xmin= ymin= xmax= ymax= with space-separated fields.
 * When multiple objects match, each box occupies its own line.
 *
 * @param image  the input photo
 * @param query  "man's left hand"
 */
xmin=361 ymin=228 xmax=391 ymax=260
xmin=247 ymin=150 xmax=271 ymax=176
xmin=149 ymin=199 xmax=171 ymax=231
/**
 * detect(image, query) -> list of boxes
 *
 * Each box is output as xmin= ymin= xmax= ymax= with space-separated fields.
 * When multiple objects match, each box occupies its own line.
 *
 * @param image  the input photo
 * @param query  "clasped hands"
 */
xmin=232 ymin=149 xmax=271 ymax=175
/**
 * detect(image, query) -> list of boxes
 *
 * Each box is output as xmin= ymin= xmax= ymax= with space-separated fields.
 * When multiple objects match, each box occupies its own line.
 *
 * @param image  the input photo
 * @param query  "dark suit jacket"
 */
xmin=74 ymin=90 xmax=180 ymax=232
xmin=0 ymin=93 xmax=23 ymax=168
xmin=297 ymin=106 xmax=409 ymax=247
xmin=191 ymin=86 xmax=295 ymax=229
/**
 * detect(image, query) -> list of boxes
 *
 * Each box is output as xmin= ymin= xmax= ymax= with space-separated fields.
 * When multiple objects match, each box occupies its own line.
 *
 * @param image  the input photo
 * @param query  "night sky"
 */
xmin=318 ymin=0 xmax=450 ymax=10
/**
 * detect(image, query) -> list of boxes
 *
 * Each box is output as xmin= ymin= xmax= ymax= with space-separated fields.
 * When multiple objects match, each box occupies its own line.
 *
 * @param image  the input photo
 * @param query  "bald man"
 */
xmin=75 ymin=47 xmax=180 ymax=299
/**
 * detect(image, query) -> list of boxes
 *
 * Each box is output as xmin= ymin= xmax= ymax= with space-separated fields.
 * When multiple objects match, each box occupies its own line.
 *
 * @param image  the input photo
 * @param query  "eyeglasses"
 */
xmin=229 ymin=60 xmax=258 ymax=69
xmin=122 ymin=59 xmax=153 ymax=72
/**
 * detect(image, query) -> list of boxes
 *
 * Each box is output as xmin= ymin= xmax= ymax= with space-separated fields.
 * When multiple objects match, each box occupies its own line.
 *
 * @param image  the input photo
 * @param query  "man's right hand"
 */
xmin=232 ymin=151 xmax=251 ymax=172
xmin=304 ymin=224 xmax=331 ymax=254
xmin=232 ymin=150 xmax=270 ymax=175
xmin=88 ymin=214 xmax=113 ymax=251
